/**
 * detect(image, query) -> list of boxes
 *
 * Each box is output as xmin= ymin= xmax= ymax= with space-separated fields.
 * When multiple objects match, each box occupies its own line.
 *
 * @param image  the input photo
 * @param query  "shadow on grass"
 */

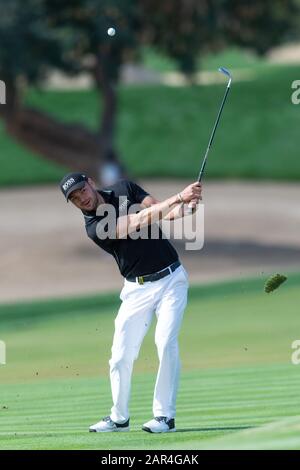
xmin=176 ymin=425 xmax=255 ymax=433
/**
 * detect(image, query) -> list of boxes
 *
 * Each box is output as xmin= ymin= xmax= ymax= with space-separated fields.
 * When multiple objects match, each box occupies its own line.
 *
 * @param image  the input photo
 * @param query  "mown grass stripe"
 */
xmin=1 ymin=271 xmax=299 ymax=325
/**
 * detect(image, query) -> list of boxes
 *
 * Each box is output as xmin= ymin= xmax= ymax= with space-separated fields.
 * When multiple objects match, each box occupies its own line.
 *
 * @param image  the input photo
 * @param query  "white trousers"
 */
xmin=109 ymin=264 xmax=189 ymax=423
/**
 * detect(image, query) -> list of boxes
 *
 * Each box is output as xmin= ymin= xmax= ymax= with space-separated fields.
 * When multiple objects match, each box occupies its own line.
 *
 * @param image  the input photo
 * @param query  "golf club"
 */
xmin=188 ymin=67 xmax=232 ymax=213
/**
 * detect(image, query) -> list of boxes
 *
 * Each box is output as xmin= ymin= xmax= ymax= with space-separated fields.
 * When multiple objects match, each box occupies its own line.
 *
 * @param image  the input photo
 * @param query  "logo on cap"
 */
xmin=63 ymin=178 xmax=76 ymax=191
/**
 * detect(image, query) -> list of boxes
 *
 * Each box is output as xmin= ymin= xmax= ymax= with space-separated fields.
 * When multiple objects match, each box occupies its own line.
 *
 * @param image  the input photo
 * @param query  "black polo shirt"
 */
xmin=83 ymin=179 xmax=179 ymax=279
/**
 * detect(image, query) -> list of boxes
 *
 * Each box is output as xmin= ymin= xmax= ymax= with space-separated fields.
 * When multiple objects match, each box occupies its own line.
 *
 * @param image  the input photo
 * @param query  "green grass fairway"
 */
xmin=0 ymin=64 xmax=299 ymax=186
xmin=1 ymin=274 xmax=300 ymax=449
xmin=142 ymin=46 xmax=264 ymax=73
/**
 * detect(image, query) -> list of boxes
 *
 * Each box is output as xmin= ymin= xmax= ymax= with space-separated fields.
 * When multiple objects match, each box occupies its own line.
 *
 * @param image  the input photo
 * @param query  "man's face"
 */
xmin=69 ymin=180 xmax=99 ymax=211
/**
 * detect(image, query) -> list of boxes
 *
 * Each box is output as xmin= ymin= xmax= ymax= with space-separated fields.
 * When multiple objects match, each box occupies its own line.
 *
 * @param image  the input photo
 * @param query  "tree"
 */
xmin=0 ymin=0 xmax=90 ymax=173
xmin=141 ymin=0 xmax=299 ymax=73
xmin=0 ymin=0 xmax=298 ymax=182
xmin=0 ymin=0 xmax=69 ymax=117
xmin=141 ymin=0 xmax=219 ymax=77
xmin=221 ymin=0 xmax=299 ymax=55
xmin=45 ymin=0 xmax=143 ymax=181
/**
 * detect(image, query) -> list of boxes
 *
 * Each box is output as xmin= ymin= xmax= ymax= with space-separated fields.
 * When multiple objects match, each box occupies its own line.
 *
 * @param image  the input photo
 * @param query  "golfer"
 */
xmin=60 ymin=173 xmax=202 ymax=433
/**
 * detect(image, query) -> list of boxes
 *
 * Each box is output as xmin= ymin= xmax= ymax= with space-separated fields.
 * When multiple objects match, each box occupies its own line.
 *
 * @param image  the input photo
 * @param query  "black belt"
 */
xmin=127 ymin=261 xmax=181 ymax=285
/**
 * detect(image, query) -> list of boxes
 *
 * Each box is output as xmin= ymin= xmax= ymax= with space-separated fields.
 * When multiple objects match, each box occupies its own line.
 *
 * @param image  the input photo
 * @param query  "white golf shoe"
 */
xmin=142 ymin=416 xmax=176 ymax=433
xmin=89 ymin=416 xmax=130 ymax=433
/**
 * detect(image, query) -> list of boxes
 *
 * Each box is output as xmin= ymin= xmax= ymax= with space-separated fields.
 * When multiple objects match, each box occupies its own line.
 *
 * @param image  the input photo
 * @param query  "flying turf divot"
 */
xmin=264 ymin=274 xmax=287 ymax=293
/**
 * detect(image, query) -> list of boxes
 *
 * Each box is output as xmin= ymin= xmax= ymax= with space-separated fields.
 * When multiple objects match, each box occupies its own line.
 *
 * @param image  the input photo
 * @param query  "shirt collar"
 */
xmin=99 ymin=189 xmax=113 ymax=203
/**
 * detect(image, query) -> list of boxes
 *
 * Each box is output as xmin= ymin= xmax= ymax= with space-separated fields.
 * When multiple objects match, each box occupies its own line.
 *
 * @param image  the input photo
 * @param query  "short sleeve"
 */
xmin=127 ymin=181 xmax=150 ymax=204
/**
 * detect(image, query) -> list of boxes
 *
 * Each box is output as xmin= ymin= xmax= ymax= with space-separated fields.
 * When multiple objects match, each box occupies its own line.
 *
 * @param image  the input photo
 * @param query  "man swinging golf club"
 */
xmin=60 ymin=173 xmax=202 ymax=433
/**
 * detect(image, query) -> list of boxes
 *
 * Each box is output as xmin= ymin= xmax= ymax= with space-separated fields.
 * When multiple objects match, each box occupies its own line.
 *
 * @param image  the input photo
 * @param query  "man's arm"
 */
xmin=140 ymin=190 xmax=201 ymax=221
xmin=116 ymin=182 xmax=201 ymax=238
xmin=141 ymin=195 xmax=183 ymax=220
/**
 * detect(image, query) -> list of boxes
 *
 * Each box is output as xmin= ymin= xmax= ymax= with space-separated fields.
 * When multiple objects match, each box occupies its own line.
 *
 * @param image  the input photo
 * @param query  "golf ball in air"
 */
xmin=107 ymin=28 xmax=116 ymax=37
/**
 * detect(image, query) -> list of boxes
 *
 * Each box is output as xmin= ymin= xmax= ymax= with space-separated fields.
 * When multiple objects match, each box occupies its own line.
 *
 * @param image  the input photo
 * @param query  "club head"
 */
xmin=218 ymin=67 xmax=232 ymax=86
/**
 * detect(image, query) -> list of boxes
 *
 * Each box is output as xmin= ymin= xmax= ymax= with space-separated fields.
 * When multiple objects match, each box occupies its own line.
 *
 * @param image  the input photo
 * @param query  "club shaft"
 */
xmin=198 ymin=80 xmax=231 ymax=182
